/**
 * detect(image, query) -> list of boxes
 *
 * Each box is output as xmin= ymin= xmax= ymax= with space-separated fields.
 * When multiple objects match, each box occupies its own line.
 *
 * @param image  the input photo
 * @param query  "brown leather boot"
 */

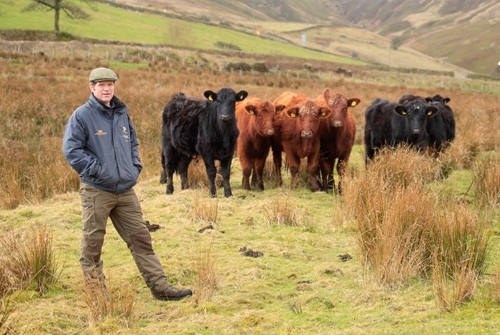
xmin=151 ymin=286 xmax=192 ymax=301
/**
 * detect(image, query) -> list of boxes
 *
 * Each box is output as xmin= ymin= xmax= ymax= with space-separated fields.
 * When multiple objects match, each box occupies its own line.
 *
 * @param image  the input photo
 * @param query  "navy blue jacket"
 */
xmin=62 ymin=94 xmax=142 ymax=193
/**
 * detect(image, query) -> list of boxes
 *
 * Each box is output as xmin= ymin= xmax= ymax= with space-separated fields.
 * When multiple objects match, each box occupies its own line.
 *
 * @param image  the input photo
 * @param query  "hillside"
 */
xmin=115 ymin=0 xmax=500 ymax=75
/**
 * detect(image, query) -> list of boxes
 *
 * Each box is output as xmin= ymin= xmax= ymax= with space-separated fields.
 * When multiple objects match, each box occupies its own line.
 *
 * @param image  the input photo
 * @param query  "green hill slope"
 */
xmin=0 ymin=0 xmax=363 ymax=66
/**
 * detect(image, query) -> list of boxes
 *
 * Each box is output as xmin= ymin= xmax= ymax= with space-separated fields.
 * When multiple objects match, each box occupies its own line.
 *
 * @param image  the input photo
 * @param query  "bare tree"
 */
xmin=23 ymin=0 xmax=96 ymax=32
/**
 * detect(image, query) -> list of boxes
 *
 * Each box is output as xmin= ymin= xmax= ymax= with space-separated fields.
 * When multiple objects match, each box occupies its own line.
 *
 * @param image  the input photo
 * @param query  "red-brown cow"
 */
xmin=271 ymin=91 xmax=332 ymax=192
xmin=236 ymin=98 xmax=285 ymax=191
xmin=316 ymin=88 xmax=360 ymax=194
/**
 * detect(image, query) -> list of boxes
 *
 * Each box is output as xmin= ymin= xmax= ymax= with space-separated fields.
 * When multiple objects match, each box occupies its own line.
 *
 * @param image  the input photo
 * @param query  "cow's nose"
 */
xmin=333 ymin=121 xmax=343 ymax=128
xmin=266 ymin=128 xmax=275 ymax=136
xmin=301 ymin=130 xmax=312 ymax=138
xmin=221 ymin=115 xmax=230 ymax=122
xmin=412 ymin=129 xmax=421 ymax=134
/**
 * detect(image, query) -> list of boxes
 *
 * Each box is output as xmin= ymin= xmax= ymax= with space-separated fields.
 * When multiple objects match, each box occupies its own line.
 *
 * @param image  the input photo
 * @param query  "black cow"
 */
xmin=364 ymin=98 xmax=439 ymax=163
xmin=397 ymin=94 xmax=456 ymax=153
xmin=424 ymin=94 xmax=456 ymax=152
xmin=162 ymin=88 xmax=248 ymax=198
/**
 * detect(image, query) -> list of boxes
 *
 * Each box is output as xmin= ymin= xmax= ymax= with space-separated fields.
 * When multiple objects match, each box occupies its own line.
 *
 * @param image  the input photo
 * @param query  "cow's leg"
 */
xmin=286 ymin=154 xmax=300 ymax=190
xmin=163 ymin=147 xmax=176 ymax=195
xmin=203 ymin=158 xmax=218 ymax=198
xmin=319 ymin=158 xmax=333 ymax=193
xmin=159 ymin=152 xmax=166 ymax=184
xmin=178 ymin=154 xmax=192 ymax=190
xmin=254 ymin=157 xmax=266 ymax=191
xmin=271 ymin=145 xmax=283 ymax=186
xmin=307 ymin=157 xmax=321 ymax=192
xmin=219 ymin=157 xmax=233 ymax=198
xmin=250 ymin=164 xmax=257 ymax=188
xmin=239 ymin=155 xmax=252 ymax=190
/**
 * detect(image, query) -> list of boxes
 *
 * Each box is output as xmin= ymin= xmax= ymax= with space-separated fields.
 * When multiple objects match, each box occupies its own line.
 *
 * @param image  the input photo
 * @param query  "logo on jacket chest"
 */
xmin=95 ymin=129 xmax=107 ymax=136
xmin=122 ymin=127 xmax=129 ymax=142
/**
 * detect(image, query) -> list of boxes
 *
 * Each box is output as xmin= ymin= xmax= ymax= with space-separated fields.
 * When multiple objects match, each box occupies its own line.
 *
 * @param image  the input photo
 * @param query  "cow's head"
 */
xmin=244 ymin=100 xmax=283 ymax=137
xmin=394 ymin=100 xmax=439 ymax=135
xmin=399 ymin=94 xmax=424 ymax=104
xmin=285 ymin=100 xmax=332 ymax=138
xmin=322 ymin=88 xmax=360 ymax=128
xmin=205 ymin=88 xmax=248 ymax=122
xmin=425 ymin=94 xmax=451 ymax=104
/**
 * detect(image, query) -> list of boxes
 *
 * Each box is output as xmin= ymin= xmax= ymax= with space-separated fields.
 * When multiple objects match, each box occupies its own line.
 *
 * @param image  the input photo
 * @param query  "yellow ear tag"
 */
xmin=351 ymin=101 xmax=357 ymax=107
xmin=240 ymin=95 xmax=244 ymax=100
xmin=321 ymin=111 xmax=326 ymax=116
xmin=402 ymin=111 xmax=407 ymax=115
xmin=250 ymin=110 xmax=255 ymax=115
xmin=291 ymin=112 xmax=296 ymax=118
xmin=208 ymin=95 xmax=213 ymax=101
xmin=427 ymin=111 xmax=432 ymax=116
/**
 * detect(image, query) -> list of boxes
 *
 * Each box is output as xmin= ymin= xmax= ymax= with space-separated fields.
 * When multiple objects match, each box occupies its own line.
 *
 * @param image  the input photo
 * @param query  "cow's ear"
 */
xmin=323 ymin=88 xmax=331 ymax=100
xmin=348 ymin=98 xmax=361 ymax=107
xmin=319 ymin=107 xmax=332 ymax=117
xmin=286 ymin=107 xmax=299 ymax=118
xmin=204 ymin=90 xmax=217 ymax=101
xmin=236 ymin=90 xmax=249 ymax=101
xmin=245 ymin=105 xmax=257 ymax=115
xmin=443 ymin=98 xmax=450 ymax=104
xmin=426 ymin=106 xmax=439 ymax=117
xmin=275 ymin=104 xmax=286 ymax=113
xmin=394 ymin=105 xmax=408 ymax=116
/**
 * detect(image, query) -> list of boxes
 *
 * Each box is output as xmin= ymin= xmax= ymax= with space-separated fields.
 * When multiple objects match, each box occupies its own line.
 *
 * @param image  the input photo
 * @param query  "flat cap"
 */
xmin=89 ymin=67 xmax=118 ymax=82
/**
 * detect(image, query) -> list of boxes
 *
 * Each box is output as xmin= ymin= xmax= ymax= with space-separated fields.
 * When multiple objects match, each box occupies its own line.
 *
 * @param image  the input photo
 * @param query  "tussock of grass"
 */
xmin=194 ymin=245 xmax=218 ymax=304
xmin=81 ymin=275 xmax=137 ymax=324
xmin=473 ymin=155 xmax=500 ymax=209
xmin=0 ymin=225 xmax=60 ymax=295
xmin=188 ymin=193 xmax=219 ymax=225
xmin=344 ymin=148 xmax=489 ymax=308
xmin=263 ymin=191 xmax=303 ymax=227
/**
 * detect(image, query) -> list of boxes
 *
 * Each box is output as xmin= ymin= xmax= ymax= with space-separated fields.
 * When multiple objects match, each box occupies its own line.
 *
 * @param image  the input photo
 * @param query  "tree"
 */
xmin=23 ymin=0 xmax=96 ymax=32
xmin=391 ymin=36 xmax=402 ymax=51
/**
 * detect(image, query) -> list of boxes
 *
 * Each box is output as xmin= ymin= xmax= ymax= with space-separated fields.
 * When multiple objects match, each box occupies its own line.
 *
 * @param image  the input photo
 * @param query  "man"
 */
xmin=62 ymin=67 xmax=192 ymax=301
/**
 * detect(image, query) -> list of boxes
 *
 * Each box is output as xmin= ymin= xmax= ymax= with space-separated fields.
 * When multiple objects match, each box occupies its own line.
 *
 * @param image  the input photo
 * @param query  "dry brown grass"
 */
xmin=188 ymin=193 xmax=219 ymax=225
xmin=0 ymin=225 xmax=60 ymax=295
xmin=194 ymin=244 xmax=219 ymax=304
xmin=263 ymin=191 xmax=303 ymax=227
xmin=81 ymin=275 xmax=137 ymax=324
xmin=4 ymin=50 xmax=500 ymax=210
xmin=343 ymin=148 xmax=489 ymax=308
xmin=472 ymin=154 xmax=500 ymax=209
xmin=431 ymin=204 xmax=488 ymax=310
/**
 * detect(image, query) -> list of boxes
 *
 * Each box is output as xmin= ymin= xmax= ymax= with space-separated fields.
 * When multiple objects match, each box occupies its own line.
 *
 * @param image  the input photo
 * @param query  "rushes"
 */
xmin=81 ymin=275 xmax=137 ymax=323
xmin=343 ymin=149 xmax=489 ymax=309
xmin=0 ymin=225 xmax=60 ymax=334
xmin=0 ymin=224 xmax=60 ymax=295
xmin=189 ymin=193 xmax=219 ymax=225
xmin=263 ymin=191 xmax=302 ymax=227
xmin=194 ymin=245 xmax=218 ymax=304
xmin=472 ymin=155 xmax=500 ymax=209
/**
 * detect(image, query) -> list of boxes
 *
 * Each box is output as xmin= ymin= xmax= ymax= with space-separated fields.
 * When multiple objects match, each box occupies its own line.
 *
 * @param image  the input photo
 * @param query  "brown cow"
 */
xmin=236 ymin=98 xmax=285 ymax=191
xmin=316 ymin=88 xmax=360 ymax=194
xmin=271 ymin=91 xmax=332 ymax=192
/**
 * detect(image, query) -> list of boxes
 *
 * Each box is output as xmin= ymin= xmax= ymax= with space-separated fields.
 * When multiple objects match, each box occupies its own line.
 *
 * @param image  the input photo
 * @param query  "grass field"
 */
xmin=0 ymin=51 xmax=500 ymax=334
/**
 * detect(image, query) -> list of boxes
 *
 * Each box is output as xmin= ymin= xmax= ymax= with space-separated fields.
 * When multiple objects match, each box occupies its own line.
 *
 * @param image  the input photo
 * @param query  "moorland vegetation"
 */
xmin=1 ymin=0 xmax=500 ymax=333
xmin=0 ymin=50 xmax=499 ymax=334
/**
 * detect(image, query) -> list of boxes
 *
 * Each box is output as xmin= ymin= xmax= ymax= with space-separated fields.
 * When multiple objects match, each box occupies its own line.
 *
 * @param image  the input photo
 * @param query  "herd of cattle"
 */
xmin=160 ymin=87 xmax=455 ymax=198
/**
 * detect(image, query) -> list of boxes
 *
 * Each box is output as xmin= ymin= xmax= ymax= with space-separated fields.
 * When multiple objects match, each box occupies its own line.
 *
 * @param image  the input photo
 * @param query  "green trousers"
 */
xmin=79 ymin=182 xmax=170 ymax=292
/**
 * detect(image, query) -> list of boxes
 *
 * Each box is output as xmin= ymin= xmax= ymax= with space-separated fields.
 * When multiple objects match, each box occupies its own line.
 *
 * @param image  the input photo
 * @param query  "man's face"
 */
xmin=90 ymin=81 xmax=115 ymax=106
